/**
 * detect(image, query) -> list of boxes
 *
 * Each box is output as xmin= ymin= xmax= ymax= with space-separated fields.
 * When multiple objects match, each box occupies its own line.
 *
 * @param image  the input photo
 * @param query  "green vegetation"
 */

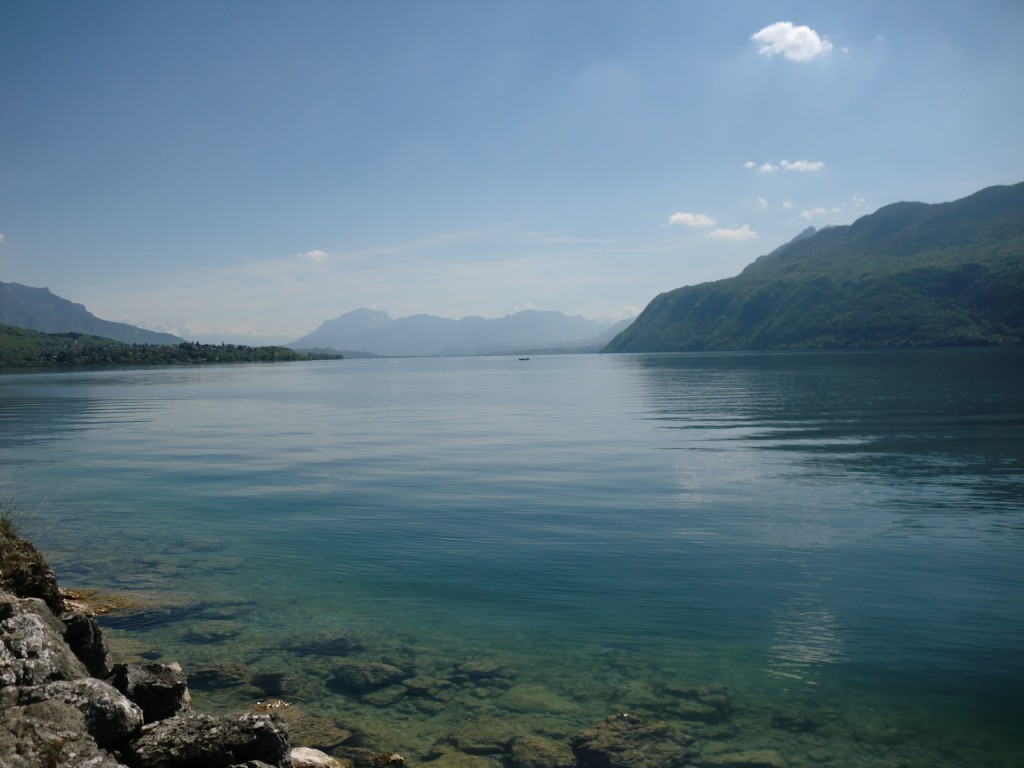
xmin=605 ymin=182 xmax=1024 ymax=352
xmin=0 ymin=324 xmax=341 ymax=368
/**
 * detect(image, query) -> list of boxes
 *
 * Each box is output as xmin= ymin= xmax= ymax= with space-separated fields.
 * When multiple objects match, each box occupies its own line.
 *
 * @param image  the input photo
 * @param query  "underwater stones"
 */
xmin=362 ymin=684 xmax=408 ymax=707
xmin=447 ymin=717 xmax=522 ymax=755
xmin=184 ymin=619 xmax=247 ymax=644
xmin=424 ymin=746 xmax=503 ymax=768
xmin=453 ymin=658 xmax=512 ymax=681
xmin=61 ymin=609 xmax=112 ymax=677
xmin=275 ymin=707 xmax=354 ymax=753
xmin=122 ymin=711 xmax=290 ymax=768
xmin=190 ymin=662 xmax=251 ymax=691
xmin=291 ymin=629 xmax=365 ymax=657
xmin=499 ymin=683 xmax=579 ymax=714
xmin=402 ymin=673 xmax=452 ymax=698
xmin=327 ymin=660 xmax=406 ymax=693
xmin=508 ymin=734 xmax=577 ymax=768
xmin=569 ymin=713 xmax=693 ymax=768
xmin=691 ymin=750 xmax=787 ymax=768
xmin=333 ymin=747 xmax=407 ymax=768
xmin=664 ymin=683 xmax=730 ymax=721
xmin=770 ymin=712 xmax=819 ymax=733
xmin=109 ymin=661 xmax=191 ymax=723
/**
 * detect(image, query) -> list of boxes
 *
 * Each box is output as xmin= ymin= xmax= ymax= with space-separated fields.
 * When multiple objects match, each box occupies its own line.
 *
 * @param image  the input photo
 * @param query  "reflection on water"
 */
xmin=767 ymin=595 xmax=844 ymax=683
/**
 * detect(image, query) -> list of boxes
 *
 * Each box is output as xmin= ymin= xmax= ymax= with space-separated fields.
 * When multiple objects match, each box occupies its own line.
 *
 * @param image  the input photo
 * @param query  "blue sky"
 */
xmin=2 ymin=1 xmax=1023 ymax=343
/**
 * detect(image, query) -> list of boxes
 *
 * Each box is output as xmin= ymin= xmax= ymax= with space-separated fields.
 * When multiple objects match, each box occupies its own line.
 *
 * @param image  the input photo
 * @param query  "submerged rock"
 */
xmin=327 ymin=660 xmax=406 ymax=693
xmin=692 ymin=750 xmax=787 ymax=768
xmin=508 ymin=734 xmax=576 ymax=768
xmin=570 ymin=713 xmax=693 ymax=768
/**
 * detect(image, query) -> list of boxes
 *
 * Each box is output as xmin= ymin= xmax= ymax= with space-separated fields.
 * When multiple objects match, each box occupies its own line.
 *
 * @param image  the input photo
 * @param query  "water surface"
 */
xmin=2 ymin=350 xmax=1021 ymax=766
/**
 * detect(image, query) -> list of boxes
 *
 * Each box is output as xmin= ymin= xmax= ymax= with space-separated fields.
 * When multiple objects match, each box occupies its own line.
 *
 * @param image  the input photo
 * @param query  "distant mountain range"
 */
xmin=605 ymin=182 xmax=1024 ymax=352
xmin=0 ymin=282 xmax=183 ymax=345
xmin=290 ymin=309 xmax=632 ymax=357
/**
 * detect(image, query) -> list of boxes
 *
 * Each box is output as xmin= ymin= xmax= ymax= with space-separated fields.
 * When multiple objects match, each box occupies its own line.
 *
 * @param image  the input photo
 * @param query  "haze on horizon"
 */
xmin=2 ymin=2 xmax=1023 ymax=344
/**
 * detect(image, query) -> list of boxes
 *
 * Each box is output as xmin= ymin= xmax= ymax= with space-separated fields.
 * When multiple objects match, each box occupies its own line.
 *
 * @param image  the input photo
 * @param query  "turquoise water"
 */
xmin=1 ymin=350 xmax=1022 ymax=766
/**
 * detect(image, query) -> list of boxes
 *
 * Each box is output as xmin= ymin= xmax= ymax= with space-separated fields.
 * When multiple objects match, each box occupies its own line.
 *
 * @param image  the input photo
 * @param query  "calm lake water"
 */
xmin=2 ymin=350 xmax=1022 ymax=767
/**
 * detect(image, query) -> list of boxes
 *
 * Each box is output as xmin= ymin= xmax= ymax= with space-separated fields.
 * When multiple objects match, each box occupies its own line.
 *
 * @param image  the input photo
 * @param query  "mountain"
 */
xmin=0 ymin=282 xmax=183 ymax=345
xmin=605 ymin=182 xmax=1024 ymax=352
xmin=291 ymin=309 xmax=628 ymax=356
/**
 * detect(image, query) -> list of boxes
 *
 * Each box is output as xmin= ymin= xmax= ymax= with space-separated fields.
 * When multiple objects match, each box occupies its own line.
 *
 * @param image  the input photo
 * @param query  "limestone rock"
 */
xmin=0 ymin=594 xmax=89 ymax=686
xmin=448 ymin=717 xmax=520 ymax=755
xmin=0 ymin=698 xmax=123 ymax=768
xmin=291 ymin=745 xmax=345 ymax=768
xmin=109 ymin=661 xmax=192 ymax=723
xmin=0 ymin=531 xmax=66 ymax=614
xmin=15 ymin=677 xmax=143 ymax=749
xmin=570 ymin=714 xmax=692 ymax=768
xmin=61 ymin=609 xmax=112 ymax=677
xmin=122 ymin=711 xmax=289 ymax=768
xmin=508 ymin=734 xmax=576 ymax=768
xmin=327 ymin=660 xmax=405 ymax=693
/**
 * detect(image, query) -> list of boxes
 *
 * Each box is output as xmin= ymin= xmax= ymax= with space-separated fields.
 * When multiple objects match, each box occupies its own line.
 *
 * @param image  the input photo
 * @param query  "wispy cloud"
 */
xmin=707 ymin=225 xmax=757 ymax=241
xmin=668 ymin=211 xmax=716 ymax=228
xmin=751 ymin=22 xmax=833 ymax=62
xmin=800 ymin=206 xmax=841 ymax=221
xmin=756 ymin=197 xmax=768 ymax=209
xmin=0 ymin=233 xmax=6 ymax=243
xmin=296 ymin=249 xmax=331 ymax=262
xmin=746 ymin=159 xmax=826 ymax=173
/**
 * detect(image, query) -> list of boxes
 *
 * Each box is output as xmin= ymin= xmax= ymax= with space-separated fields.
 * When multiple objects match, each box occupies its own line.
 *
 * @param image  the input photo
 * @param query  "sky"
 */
xmin=2 ymin=1 xmax=1023 ymax=344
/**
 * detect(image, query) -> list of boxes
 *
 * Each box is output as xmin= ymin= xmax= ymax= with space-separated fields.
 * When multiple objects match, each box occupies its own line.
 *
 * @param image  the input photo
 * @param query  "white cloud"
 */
xmin=799 ymin=206 xmax=841 ymax=221
xmin=0 ymin=233 xmax=5 ymax=243
xmin=756 ymin=196 xmax=768 ymax=209
xmin=751 ymin=22 xmax=833 ymax=62
xmin=780 ymin=159 xmax=826 ymax=172
xmin=296 ymin=249 xmax=331 ymax=262
xmin=743 ymin=161 xmax=757 ymax=170
xmin=707 ymin=225 xmax=757 ymax=241
xmin=668 ymin=211 xmax=716 ymax=228
xmin=747 ymin=159 xmax=825 ymax=173
xmin=783 ymin=200 xmax=794 ymax=209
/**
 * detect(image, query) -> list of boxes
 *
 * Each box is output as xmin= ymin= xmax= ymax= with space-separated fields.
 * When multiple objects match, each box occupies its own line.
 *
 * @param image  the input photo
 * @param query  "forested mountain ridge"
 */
xmin=604 ymin=182 xmax=1024 ymax=352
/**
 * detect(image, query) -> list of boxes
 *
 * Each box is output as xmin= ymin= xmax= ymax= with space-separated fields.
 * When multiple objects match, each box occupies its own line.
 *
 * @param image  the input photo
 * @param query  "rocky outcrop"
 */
xmin=0 ymin=528 xmax=295 ymax=768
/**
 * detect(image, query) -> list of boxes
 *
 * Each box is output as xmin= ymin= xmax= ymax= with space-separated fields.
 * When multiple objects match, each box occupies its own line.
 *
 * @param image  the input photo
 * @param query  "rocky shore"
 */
xmin=0 ymin=525 xmax=794 ymax=768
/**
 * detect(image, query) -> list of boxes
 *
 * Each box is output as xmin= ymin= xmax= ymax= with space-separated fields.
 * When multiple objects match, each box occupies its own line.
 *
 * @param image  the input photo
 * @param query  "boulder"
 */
xmin=0 ymin=697 xmax=124 ymax=768
xmin=14 ymin=677 xmax=143 ymax=749
xmin=0 ymin=593 xmax=89 ymax=686
xmin=122 ymin=711 xmax=289 ymax=768
xmin=61 ymin=609 xmax=112 ymax=677
xmin=109 ymin=661 xmax=191 ymax=723
xmin=0 ymin=530 xmax=66 ymax=614
xmin=326 ymin=660 xmax=405 ymax=693
xmin=291 ymin=745 xmax=345 ymax=768
xmin=570 ymin=714 xmax=692 ymax=768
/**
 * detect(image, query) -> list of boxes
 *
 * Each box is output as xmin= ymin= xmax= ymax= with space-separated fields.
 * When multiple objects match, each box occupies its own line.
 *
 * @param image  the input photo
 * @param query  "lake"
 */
xmin=1 ymin=349 xmax=1022 ymax=767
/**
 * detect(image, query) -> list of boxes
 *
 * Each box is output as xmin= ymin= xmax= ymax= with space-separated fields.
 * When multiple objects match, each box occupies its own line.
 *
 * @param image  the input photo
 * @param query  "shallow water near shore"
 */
xmin=2 ymin=350 xmax=1022 ymax=766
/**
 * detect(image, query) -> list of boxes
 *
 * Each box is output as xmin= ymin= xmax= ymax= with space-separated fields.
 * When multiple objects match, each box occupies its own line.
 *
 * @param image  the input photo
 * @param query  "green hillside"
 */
xmin=605 ymin=182 xmax=1024 ymax=352
xmin=0 ymin=323 xmax=339 ymax=368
